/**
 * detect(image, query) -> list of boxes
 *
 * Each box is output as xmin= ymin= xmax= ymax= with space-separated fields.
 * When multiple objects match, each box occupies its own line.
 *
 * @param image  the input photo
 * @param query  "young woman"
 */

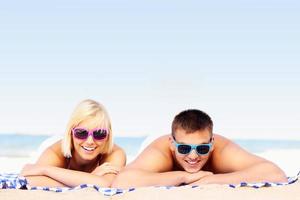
xmin=21 ymin=99 xmax=126 ymax=187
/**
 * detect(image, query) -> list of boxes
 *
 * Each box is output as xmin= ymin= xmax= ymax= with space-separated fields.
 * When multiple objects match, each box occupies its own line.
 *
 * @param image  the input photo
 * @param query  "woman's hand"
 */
xmin=20 ymin=164 xmax=47 ymax=177
xmin=91 ymin=162 xmax=121 ymax=177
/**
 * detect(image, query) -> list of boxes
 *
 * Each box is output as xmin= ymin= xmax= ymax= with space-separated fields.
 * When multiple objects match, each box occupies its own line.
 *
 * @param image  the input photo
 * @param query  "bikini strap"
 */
xmin=66 ymin=157 xmax=72 ymax=169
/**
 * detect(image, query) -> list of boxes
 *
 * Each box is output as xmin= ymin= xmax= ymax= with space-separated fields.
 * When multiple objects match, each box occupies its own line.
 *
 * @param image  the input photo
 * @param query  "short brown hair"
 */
xmin=172 ymin=109 xmax=213 ymax=137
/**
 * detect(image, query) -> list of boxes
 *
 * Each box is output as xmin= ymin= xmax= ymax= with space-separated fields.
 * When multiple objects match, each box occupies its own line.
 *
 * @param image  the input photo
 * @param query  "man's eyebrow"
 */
xmin=176 ymin=140 xmax=211 ymax=145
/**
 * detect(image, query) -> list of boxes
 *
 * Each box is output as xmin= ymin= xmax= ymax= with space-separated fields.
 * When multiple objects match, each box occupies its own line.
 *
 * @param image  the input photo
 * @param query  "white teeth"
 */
xmin=82 ymin=146 xmax=96 ymax=151
xmin=186 ymin=160 xmax=198 ymax=165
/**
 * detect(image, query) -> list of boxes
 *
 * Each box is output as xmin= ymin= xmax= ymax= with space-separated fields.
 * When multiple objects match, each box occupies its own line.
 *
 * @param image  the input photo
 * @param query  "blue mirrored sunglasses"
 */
xmin=173 ymin=138 xmax=212 ymax=155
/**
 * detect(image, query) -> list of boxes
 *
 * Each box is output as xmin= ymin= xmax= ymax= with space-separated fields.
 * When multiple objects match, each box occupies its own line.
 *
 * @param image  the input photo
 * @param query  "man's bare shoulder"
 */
xmin=212 ymin=134 xmax=251 ymax=154
xmin=211 ymin=134 xmax=240 ymax=158
xmin=148 ymin=134 xmax=170 ymax=147
xmin=210 ymin=134 xmax=266 ymax=173
xmin=212 ymin=134 xmax=231 ymax=149
xmin=127 ymin=134 xmax=173 ymax=172
xmin=138 ymin=134 xmax=171 ymax=158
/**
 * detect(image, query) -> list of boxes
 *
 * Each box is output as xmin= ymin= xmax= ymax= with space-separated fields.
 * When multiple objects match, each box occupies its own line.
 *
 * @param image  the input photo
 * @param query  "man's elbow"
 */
xmin=98 ymin=174 xmax=118 ymax=188
xmin=111 ymin=170 xmax=132 ymax=189
xmin=272 ymin=170 xmax=288 ymax=183
xmin=100 ymin=180 xmax=111 ymax=188
xmin=265 ymin=162 xmax=288 ymax=183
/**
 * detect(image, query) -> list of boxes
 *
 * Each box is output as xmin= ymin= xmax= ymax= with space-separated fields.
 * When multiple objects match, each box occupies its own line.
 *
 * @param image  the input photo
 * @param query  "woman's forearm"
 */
xmin=25 ymin=175 xmax=67 ymax=187
xmin=43 ymin=166 xmax=112 ymax=187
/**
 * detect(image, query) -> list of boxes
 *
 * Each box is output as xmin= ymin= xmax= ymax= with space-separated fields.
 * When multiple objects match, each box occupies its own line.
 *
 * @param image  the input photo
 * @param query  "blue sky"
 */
xmin=0 ymin=0 xmax=299 ymax=139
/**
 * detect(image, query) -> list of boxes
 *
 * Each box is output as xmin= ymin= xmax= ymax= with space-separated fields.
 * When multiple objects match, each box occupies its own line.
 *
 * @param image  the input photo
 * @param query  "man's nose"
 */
xmin=187 ymin=149 xmax=198 ymax=159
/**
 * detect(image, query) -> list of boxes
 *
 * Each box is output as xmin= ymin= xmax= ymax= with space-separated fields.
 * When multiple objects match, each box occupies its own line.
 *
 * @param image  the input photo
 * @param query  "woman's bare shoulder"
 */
xmin=109 ymin=143 xmax=126 ymax=156
xmin=102 ymin=143 xmax=126 ymax=166
xmin=42 ymin=140 xmax=65 ymax=159
xmin=36 ymin=140 xmax=66 ymax=167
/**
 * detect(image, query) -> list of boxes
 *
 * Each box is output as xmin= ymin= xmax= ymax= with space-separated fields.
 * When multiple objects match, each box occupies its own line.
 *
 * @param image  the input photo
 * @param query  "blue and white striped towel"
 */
xmin=0 ymin=171 xmax=299 ymax=196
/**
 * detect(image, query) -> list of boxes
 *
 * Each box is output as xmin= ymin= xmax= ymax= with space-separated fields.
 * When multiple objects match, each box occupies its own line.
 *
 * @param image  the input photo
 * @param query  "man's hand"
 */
xmin=184 ymin=170 xmax=213 ymax=184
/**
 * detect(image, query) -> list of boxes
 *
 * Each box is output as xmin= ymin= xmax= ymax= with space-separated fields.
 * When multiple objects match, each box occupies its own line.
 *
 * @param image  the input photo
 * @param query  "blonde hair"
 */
xmin=62 ymin=99 xmax=113 ymax=158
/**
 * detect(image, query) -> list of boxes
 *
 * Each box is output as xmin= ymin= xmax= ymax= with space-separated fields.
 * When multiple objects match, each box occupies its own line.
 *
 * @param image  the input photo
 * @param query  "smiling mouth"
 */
xmin=82 ymin=146 xmax=96 ymax=151
xmin=185 ymin=160 xmax=200 ymax=165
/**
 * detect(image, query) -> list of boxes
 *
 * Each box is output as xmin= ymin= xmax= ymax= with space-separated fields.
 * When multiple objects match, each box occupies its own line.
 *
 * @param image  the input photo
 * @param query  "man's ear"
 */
xmin=210 ymin=135 xmax=215 ymax=151
xmin=168 ymin=135 xmax=175 ymax=151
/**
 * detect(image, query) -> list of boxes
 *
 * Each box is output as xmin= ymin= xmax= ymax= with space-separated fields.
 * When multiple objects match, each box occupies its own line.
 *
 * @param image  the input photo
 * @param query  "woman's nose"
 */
xmin=86 ymin=135 xmax=95 ymax=144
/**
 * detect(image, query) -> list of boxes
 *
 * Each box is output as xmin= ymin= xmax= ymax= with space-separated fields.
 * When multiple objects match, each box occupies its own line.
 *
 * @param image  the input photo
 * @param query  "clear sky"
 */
xmin=0 ymin=0 xmax=299 ymax=139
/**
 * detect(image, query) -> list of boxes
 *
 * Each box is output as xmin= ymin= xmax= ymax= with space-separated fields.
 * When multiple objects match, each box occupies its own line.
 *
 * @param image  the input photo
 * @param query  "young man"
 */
xmin=112 ymin=109 xmax=287 ymax=188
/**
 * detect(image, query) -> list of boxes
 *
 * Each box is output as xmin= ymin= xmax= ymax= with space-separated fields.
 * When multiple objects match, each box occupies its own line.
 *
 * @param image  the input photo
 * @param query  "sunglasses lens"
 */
xmin=177 ymin=145 xmax=192 ymax=154
xmin=196 ymin=145 xmax=210 ymax=155
xmin=73 ymin=129 xmax=88 ymax=139
xmin=93 ymin=129 xmax=108 ymax=140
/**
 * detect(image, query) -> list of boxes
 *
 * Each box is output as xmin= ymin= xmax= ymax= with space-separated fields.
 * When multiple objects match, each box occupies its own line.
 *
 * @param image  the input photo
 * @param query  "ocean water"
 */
xmin=0 ymin=134 xmax=299 ymax=175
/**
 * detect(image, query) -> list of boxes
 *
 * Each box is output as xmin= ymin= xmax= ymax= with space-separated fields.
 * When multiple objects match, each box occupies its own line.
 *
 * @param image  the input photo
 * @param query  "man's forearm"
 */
xmin=112 ymin=169 xmax=186 ymax=188
xmin=191 ymin=162 xmax=287 ymax=185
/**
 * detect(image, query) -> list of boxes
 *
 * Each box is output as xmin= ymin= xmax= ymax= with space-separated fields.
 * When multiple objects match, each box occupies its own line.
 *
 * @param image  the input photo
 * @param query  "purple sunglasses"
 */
xmin=72 ymin=127 xmax=109 ymax=141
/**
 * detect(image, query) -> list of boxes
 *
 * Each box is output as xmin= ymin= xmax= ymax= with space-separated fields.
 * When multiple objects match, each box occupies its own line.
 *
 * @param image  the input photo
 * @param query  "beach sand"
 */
xmin=114 ymin=182 xmax=300 ymax=200
xmin=1 ymin=181 xmax=299 ymax=200
xmin=0 ymin=188 xmax=109 ymax=200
